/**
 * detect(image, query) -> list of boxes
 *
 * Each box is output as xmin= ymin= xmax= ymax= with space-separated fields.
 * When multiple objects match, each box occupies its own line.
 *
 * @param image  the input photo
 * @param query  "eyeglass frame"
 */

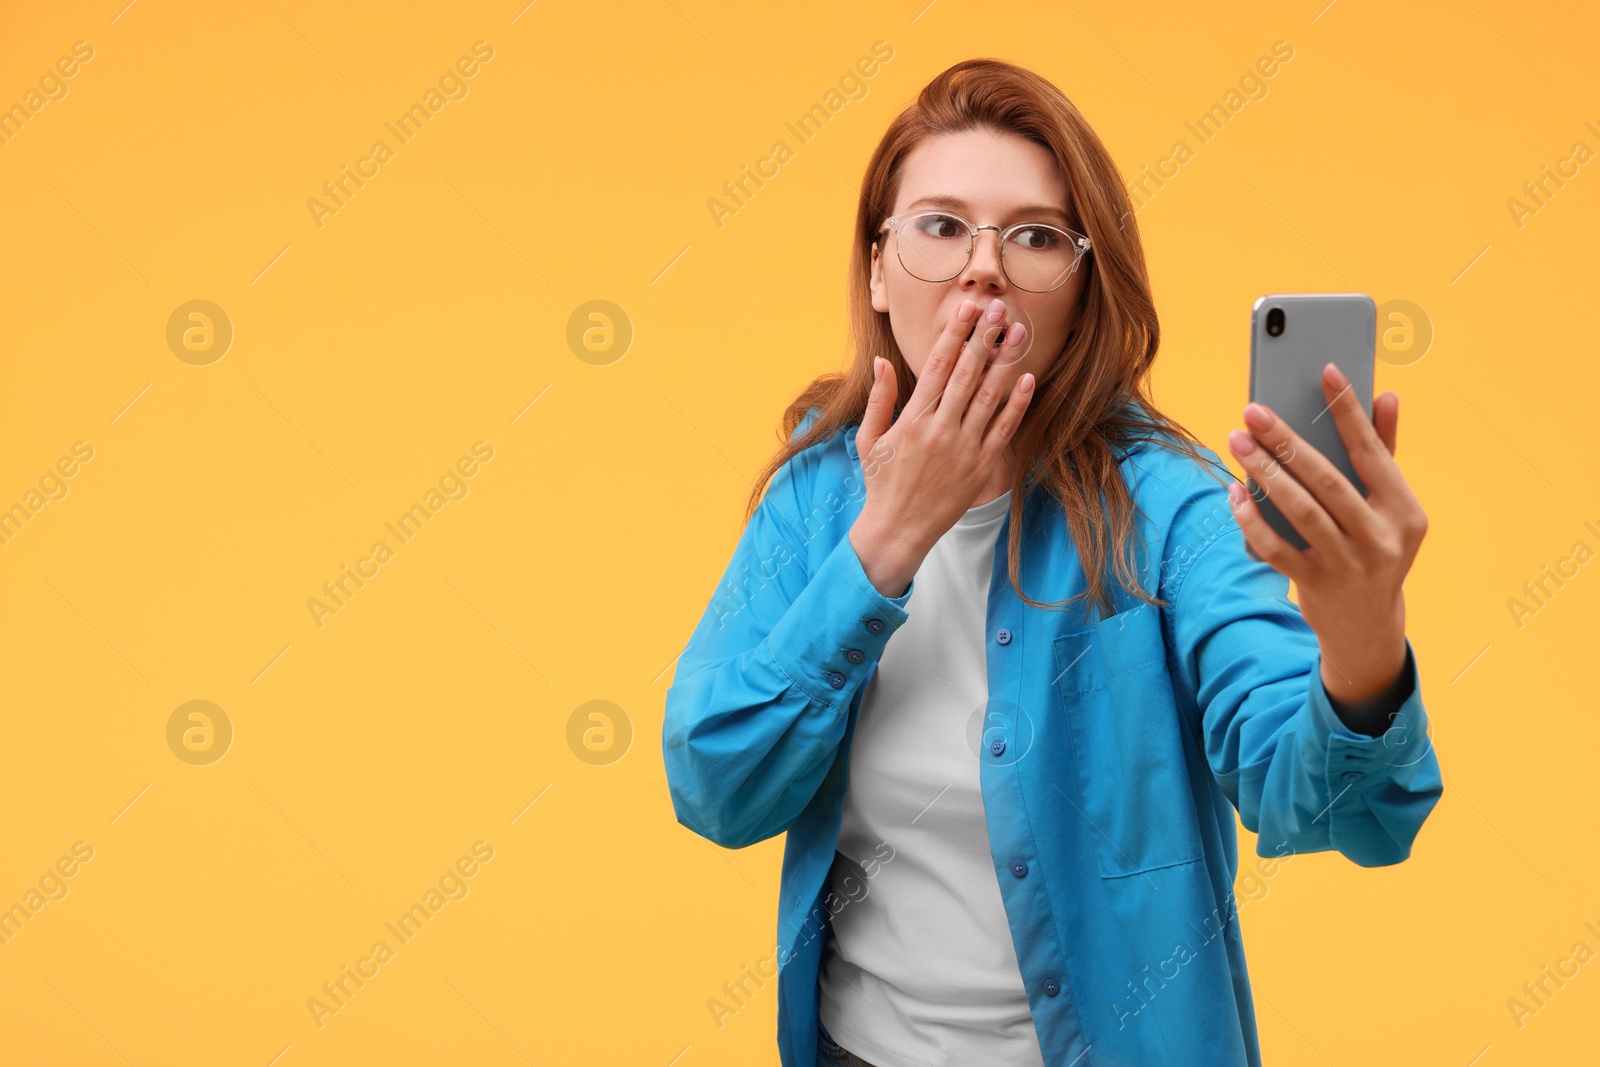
xmin=875 ymin=210 xmax=1093 ymax=292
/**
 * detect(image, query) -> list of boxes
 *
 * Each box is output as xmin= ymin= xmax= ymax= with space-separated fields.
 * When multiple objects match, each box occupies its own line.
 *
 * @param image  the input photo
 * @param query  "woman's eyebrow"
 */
xmin=903 ymin=194 xmax=1072 ymax=226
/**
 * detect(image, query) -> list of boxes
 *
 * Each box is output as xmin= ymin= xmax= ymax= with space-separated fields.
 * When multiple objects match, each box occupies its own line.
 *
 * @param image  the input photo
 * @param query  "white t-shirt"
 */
xmin=817 ymin=487 xmax=1046 ymax=1067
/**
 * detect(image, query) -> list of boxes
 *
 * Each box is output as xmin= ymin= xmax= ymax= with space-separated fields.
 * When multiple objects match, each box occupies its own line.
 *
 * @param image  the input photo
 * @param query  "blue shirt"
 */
xmin=663 ymin=408 xmax=1443 ymax=1067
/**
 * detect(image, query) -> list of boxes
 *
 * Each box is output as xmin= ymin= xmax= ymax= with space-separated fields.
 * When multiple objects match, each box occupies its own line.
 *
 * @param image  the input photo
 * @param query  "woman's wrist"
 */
xmin=1320 ymin=634 xmax=1413 ymax=737
xmin=849 ymin=507 xmax=926 ymax=599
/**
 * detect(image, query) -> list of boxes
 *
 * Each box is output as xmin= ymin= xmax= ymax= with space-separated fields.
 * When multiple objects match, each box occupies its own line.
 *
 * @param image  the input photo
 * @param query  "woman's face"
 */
xmin=869 ymin=127 xmax=1088 ymax=402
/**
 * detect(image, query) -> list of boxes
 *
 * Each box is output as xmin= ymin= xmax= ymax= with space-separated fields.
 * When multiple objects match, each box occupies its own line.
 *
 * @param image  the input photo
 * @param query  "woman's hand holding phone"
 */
xmin=849 ymin=296 xmax=1033 ymax=599
xmin=1226 ymin=363 xmax=1428 ymax=726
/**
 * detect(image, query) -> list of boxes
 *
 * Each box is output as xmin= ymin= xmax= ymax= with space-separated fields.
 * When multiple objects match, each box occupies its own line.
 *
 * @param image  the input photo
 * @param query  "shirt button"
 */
xmin=996 ymin=628 xmax=1012 ymax=645
xmin=844 ymin=648 xmax=864 ymax=664
xmin=1043 ymin=978 xmax=1060 ymax=996
xmin=1011 ymin=860 xmax=1028 ymax=878
xmin=827 ymin=672 xmax=846 ymax=689
xmin=1340 ymin=770 xmax=1362 ymax=781
xmin=865 ymin=618 xmax=884 ymax=634
xmin=990 ymin=738 xmax=1006 ymax=756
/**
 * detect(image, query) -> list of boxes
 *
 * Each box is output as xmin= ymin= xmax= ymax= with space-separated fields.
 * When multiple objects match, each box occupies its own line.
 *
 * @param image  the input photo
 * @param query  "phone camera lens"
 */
xmin=1265 ymin=307 xmax=1285 ymax=337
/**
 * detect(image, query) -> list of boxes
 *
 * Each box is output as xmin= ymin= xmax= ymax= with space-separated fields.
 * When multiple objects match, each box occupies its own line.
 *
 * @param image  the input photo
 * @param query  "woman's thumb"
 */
xmin=858 ymin=357 xmax=896 ymax=456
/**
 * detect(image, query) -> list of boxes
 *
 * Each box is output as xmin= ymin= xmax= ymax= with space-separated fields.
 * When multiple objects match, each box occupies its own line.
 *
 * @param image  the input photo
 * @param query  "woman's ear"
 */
xmin=869 ymin=241 xmax=890 ymax=314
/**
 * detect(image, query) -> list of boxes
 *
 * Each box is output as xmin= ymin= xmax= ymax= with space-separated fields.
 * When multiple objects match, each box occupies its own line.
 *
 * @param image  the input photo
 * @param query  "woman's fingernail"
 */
xmin=1242 ymin=404 xmax=1272 ymax=432
xmin=988 ymin=299 xmax=1005 ymax=322
xmin=1227 ymin=482 xmax=1246 ymax=508
xmin=959 ymin=299 xmax=977 ymax=321
xmin=1228 ymin=429 xmax=1257 ymax=454
xmin=1325 ymin=361 xmax=1347 ymax=386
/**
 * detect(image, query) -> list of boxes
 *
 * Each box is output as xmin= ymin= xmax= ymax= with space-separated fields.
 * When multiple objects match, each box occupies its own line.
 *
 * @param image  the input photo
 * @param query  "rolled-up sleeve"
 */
xmin=662 ymin=443 xmax=914 ymax=849
xmin=1161 ymin=474 xmax=1443 ymax=868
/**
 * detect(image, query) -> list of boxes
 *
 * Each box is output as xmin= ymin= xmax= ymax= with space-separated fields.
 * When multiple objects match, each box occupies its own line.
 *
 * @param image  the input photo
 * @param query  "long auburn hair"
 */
xmin=744 ymin=58 xmax=1232 ymax=620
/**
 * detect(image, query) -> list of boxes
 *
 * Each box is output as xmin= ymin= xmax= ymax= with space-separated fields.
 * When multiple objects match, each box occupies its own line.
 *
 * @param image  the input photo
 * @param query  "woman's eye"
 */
xmin=915 ymin=214 xmax=966 ymax=239
xmin=1010 ymin=227 xmax=1062 ymax=251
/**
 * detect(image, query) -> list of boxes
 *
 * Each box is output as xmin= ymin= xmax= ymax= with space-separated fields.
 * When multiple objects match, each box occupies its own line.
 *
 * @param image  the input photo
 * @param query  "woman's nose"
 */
xmin=964 ymin=229 xmax=1007 ymax=287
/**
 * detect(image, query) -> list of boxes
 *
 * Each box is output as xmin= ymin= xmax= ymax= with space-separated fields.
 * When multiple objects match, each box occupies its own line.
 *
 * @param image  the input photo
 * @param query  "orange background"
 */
xmin=1 ymin=1 xmax=1596 ymax=1064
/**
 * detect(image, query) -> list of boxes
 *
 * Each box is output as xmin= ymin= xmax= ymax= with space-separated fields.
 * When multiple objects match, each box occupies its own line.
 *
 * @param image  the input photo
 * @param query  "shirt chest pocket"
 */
xmin=1051 ymin=603 xmax=1205 ymax=878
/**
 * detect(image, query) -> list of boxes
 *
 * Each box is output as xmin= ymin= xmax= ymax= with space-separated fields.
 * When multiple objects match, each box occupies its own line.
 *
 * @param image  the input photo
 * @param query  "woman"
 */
xmin=663 ymin=58 xmax=1440 ymax=1067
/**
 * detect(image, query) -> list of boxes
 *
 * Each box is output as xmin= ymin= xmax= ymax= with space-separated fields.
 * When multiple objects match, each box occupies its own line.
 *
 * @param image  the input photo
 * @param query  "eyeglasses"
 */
xmin=877 ymin=211 xmax=1092 ymax=293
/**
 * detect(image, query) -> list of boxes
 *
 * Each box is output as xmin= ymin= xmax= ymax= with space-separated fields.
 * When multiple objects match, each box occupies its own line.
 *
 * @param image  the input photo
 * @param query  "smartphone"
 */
xmin=1245 ymin=293 xmax=1376 ymax=556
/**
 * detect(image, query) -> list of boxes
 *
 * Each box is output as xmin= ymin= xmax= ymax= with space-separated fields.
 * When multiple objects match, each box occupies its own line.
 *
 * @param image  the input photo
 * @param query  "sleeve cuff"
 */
xmin=765 ymin=532 xmax=915 ymax=709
